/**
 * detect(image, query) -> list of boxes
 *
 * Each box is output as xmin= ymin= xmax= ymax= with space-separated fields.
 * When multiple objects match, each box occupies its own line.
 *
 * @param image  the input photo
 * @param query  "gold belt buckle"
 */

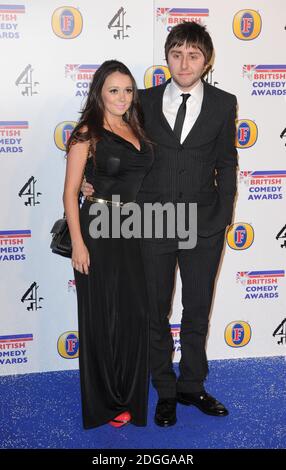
xmin=86 ymin=196 xmax=124 ymax=207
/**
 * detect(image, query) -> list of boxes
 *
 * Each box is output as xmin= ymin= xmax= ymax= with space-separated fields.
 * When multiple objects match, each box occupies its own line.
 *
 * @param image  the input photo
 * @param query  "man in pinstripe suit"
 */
xmin=82 ymin=22 xmax=238 ymax=427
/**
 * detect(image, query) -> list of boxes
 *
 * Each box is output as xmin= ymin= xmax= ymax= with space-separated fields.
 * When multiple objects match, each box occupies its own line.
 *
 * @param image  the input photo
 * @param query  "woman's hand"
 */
xmin=72 ymin=241 xmax=90 ymax=275
xmin=81 ymin=177 xmax=95 ymax=197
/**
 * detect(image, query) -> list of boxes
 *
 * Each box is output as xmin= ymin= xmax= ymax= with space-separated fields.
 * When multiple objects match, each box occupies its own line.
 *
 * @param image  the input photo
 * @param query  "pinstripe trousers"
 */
xmin=141 ymin=230 xmax=225 ymax=398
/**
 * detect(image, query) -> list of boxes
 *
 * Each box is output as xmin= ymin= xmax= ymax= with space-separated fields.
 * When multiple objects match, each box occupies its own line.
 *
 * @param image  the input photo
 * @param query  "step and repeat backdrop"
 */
xmin=0 ymin=1 xmax=285 ymax=375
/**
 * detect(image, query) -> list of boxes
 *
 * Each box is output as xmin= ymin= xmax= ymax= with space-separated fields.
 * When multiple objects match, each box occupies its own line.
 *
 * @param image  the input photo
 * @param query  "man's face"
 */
xmin=167 ymin=42 xmax=208 ymax=91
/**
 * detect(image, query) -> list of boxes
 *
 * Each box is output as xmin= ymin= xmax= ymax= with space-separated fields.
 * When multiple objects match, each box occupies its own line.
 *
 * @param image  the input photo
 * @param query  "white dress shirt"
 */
xmin=162 ymin=78 xmax=204 ymax=143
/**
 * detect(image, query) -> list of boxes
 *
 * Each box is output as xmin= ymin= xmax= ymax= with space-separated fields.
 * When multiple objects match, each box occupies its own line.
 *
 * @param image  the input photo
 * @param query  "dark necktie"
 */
xmin=173 ymin=93 xmax=191 ymax=141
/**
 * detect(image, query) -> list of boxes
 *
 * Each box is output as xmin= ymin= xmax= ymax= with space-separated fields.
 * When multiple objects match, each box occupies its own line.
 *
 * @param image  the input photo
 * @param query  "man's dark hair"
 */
xmin=165 ymin=21 xmax=214 ymax=64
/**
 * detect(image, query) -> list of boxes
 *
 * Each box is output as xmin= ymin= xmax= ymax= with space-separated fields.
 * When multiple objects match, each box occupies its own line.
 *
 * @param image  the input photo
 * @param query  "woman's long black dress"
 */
xmin=74 ymin=129 xmax=153 ymax=428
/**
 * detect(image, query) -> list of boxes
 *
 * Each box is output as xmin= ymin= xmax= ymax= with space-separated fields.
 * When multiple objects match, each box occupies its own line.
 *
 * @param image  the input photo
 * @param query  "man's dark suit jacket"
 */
xmin=137 ymin=79 xmax=238 ymax=238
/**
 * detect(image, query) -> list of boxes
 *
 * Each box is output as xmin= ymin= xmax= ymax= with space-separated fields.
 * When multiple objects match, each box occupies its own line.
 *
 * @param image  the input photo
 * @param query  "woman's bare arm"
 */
xmin=63 ymin=140 xmax=90 ymax=273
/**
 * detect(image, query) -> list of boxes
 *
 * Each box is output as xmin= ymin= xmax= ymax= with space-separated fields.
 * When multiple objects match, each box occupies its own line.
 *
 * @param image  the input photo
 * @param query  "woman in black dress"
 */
xmin=63 ymin=60 xmax=153 ymax=429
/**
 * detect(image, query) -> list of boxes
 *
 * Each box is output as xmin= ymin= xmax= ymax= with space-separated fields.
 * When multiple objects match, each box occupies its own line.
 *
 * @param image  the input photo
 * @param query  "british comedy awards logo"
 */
xmin=243 ymin=64 xmax=286 ymax=96
xmin=171 ymin=324 xmax=181 ymax=353
xmin=0 ymin=121 xmax=28 ymax=155
xmin=0 ymin=230 xmax=31 ymax=262
xmin=156 ymin=7 xmax=209 ymax=31
xmin=233 ymin=9 xmax=262 ymax=40
xmin=236 ymin=270 xmax=285 ymax=300
xmin=65 ymin=64 xmax=100 ymax=97
xmin=68 ymin=279 xmax=76 ymax=293
xmin=0 ymin=4 xmax=25 ymax=39
xmin=239 ymin=170 xmax=286 ymax=200
xmin=0 ymin=333 xmax=33 ymax=367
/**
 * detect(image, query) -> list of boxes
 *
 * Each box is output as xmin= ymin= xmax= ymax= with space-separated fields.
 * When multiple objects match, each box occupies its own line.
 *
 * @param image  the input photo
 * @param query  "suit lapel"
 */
xmin=151 ymin=79 xmax=177 ymax=140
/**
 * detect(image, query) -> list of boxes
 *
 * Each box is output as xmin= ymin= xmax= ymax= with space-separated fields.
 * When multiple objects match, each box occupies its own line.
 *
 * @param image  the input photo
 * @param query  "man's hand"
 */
xmin=81 ymin=176 xmax=95 ymax=197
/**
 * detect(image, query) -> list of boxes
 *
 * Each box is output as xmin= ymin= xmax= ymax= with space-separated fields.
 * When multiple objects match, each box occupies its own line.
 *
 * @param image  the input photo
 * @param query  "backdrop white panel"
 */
xmin=0 ymin=0 xmax=285 ymax=375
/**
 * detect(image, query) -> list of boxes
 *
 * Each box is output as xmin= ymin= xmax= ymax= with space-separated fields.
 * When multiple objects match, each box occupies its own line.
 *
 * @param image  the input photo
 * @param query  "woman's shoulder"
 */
xmin=71 ymin=126 xmax=98 ymax=158
xmin=69 ymin=125 xmax=90 ymax=147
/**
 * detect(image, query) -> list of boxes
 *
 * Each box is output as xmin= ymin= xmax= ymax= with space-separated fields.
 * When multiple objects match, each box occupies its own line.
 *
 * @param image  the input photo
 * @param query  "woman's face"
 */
xmin=101 ymin=71 xmax=133 ymax=121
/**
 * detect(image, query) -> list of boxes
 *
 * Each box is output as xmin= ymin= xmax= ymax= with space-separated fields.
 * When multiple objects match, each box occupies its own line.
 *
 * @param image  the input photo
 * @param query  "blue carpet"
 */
xmin=0 ymin=357 xmax=285 ymax=449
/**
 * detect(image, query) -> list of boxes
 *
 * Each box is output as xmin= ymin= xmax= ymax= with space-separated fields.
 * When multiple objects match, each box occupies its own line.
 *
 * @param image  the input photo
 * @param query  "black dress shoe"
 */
xmin=177 ymin=391 xmax=229 ymax=417
xmin=154 ymin=398 xmax=177 ymax=427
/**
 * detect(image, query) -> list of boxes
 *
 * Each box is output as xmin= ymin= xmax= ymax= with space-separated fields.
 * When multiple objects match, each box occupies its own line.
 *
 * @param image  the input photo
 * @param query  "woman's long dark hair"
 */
xmin=66 ymin=60 xmax=151 ymax=156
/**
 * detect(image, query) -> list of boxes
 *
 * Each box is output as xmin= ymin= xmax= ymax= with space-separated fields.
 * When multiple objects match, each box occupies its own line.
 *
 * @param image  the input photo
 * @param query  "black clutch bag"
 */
xmin=50 ymin=215 xmax=72 ymax=258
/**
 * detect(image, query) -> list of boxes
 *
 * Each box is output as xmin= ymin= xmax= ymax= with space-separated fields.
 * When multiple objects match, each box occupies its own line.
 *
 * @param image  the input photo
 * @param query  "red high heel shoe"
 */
xmin=109 ymin=411 xmax=131 ymax=428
